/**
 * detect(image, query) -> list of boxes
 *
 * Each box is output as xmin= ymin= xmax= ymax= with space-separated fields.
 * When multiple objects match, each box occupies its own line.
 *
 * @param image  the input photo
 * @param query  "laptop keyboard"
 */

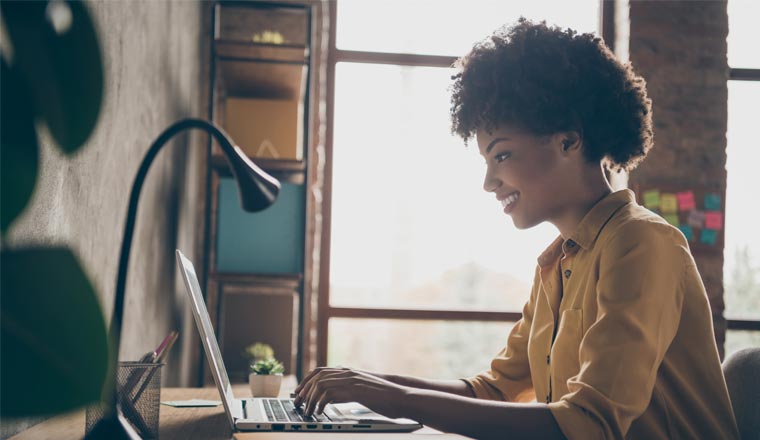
xmin=262 ymin=399 xmax=328 ymax=423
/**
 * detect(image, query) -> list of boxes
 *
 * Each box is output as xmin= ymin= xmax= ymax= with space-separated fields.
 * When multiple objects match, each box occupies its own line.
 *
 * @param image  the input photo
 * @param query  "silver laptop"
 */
xmin=176 ymin=249 xmax=422 ymax=432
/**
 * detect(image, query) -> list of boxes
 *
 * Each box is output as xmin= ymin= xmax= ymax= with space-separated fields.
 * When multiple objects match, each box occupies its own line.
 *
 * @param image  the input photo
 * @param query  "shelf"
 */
xmin=211 ymin=154 xmax=306 ymax=184
xmin=215 ymin=40 xmax=308 ymax=63
xmin=209 ymin=271 xmax=303 ymax=288
xmin=215 ymin=2 xmax=309 ymax=47
xmin=217 ymin=59 xmax=307 ymax=100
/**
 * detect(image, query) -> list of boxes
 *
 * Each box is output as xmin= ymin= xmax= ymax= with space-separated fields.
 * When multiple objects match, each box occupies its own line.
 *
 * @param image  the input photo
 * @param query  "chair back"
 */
xmin=722 ymin=347 xmax=760 ymax=440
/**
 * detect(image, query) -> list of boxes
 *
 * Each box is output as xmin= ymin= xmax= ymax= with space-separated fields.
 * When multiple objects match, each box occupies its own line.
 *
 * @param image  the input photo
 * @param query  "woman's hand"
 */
xmin=293 ymin=367 xmax=410 ymax=419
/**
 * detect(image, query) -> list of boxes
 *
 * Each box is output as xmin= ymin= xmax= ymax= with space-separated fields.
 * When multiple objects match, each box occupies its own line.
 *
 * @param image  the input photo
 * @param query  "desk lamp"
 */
xmin=87 ymin=118 xmax=280 ymax=439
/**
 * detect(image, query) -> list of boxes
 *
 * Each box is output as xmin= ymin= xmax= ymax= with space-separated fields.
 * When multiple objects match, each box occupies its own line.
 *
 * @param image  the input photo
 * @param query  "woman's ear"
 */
xmin=559 ymin=131 xmax=582 ymax=154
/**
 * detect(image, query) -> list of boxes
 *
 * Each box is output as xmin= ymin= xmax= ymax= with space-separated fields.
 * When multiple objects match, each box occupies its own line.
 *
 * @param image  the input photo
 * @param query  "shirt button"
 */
xmin=547 ymin=355 xmax=550 ymax=364
xmin=564 ymin=269 xmax=572 ymax=278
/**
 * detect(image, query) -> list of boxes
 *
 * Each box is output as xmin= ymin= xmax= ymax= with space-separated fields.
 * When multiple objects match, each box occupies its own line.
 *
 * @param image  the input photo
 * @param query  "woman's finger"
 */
xmin=315 ymin=388 xmax=337 ymax=416
xmin=300 ymin=369 xmax=346 ymax=409
xmin=304 ymin=376 xmax=350 ymax=416
xmin=296 ymin=369 xmax=330 ymax=406
xmin=294 ymin=366 xmax=326 ymax=394
xmin=295 ymin=368 xmax=343 ymax=406
xmin=304 ymin=379 xmax=325 ymax=416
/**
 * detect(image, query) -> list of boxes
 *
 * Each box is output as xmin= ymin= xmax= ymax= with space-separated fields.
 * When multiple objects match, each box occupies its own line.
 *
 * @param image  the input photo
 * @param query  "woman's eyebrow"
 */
xmin=486 ymin=137 xmax=511 ymax=154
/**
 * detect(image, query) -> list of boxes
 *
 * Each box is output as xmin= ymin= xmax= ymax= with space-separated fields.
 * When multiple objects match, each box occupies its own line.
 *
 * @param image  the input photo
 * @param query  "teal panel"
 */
xmin=216 ymin=178 xmax=305 ymax=273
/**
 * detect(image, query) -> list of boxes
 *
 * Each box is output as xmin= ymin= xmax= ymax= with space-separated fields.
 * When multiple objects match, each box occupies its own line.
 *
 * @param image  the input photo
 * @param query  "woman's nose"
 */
xmin=483 ymin=168 xmax=501 ymax=193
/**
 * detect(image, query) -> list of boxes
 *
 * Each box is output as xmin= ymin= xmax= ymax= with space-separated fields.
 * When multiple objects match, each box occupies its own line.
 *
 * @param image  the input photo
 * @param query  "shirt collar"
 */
xmin=536 ymin=189 xmax=635 ymax=268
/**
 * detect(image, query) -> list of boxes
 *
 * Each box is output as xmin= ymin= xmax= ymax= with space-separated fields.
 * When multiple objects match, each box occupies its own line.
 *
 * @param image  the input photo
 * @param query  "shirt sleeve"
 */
xmin=463 ymin=267 xmax=539 ymax=402
xmin=548 ymin=222 xmax=687 ymax=439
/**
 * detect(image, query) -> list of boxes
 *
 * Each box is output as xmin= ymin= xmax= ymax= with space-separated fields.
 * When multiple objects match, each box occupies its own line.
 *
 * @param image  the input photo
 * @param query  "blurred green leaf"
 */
xmin=0 ymin=0 xmax=103 ymax=153
xmin=0 ymin=247 xmax=109 ymax=417
xmin=0 ymin=56 xmax=39 ymax=234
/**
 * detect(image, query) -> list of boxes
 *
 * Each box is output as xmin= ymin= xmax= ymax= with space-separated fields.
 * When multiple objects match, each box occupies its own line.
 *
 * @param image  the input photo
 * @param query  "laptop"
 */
xmin=175 ymin=249 xmax=423 ymax=432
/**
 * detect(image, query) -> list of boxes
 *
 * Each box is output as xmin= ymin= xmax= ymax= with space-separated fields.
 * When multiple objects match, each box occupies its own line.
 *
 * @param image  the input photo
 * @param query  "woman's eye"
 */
xmin=494 ymin=152 xmax=511 ymax=163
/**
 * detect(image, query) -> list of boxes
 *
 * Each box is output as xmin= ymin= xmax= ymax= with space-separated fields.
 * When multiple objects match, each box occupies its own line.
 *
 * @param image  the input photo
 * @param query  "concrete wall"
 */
xmin=2 ymin=1 xmax=209 ymax=436
xmin=627 ymin=0 xmax=729 ymax=354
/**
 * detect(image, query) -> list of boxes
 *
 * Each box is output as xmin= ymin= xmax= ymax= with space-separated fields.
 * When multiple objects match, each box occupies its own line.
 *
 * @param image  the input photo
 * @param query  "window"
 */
xmin=320 ymin=0 xmax=602 ymax=376
xmin=723 ymin=0 xmax=760 ymax=357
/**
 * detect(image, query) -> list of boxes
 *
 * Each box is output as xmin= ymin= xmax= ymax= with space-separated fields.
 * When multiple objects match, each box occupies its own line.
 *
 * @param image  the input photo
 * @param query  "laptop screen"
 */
xmin=176 ymin=250 xmax=239 ymax=428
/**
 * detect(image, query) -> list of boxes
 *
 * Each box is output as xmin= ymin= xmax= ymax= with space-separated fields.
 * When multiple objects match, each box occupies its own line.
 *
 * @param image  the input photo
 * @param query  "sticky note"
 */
xmin=688 ymin=210 xmax=705 ymax=228
xmin=704 ymin=211 xmax=723 ymax=230
xmin=704 ymin=193 xmax=721 ymax=210
xmin=660 ymin=193 xmax=678 ymax=214
xmin=161 ymin=399 xmax=222 ymax=407
xmin=643 ymin=190 xmax=661 ymax=209
xmin=676 ymin=191 xmax=696 ymax=211
xmin=700 ymin=229 xmax=718 ymax=245
xmin=663 ymin=214 xmax=680 ymax=227
xmin=678 ymin=224 xmax=694 ymax=241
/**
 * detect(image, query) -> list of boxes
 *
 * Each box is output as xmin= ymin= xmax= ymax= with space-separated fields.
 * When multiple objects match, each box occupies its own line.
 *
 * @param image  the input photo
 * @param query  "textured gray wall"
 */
xmin=3 ymin=1 xmax=208 ymax=436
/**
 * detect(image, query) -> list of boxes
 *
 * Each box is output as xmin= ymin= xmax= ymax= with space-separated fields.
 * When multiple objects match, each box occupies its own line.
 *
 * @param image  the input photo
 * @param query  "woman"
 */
xmin=295 ymin=19 xmax=739 ymax=439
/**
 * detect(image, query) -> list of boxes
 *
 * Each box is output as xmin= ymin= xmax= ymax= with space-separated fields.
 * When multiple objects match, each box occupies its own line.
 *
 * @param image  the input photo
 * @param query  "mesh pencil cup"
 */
xmin=85 ymin=361 xmax=163 ymax=439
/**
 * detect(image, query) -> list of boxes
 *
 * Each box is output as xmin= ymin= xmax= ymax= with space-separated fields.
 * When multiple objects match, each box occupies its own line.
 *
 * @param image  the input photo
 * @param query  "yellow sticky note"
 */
xmin=660 ymin=193 xmax=678 ymax=214
xmin=663 ymin=214 xmax=680 ymax=227
xmin=643 ymin=190 xmax=660 ymax=209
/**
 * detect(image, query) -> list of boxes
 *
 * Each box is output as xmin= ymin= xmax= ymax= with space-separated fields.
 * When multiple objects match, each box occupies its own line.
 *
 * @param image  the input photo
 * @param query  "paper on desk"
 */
xmin=330 ymin=402 xmax=419 ymax=425
xmin=161 ymin=399 xmax=222 ymax=407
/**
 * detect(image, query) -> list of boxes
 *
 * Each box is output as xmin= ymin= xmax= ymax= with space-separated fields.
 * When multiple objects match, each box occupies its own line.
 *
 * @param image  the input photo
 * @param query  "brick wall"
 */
xmin=626 ymin=0 xmax=729 ymax=357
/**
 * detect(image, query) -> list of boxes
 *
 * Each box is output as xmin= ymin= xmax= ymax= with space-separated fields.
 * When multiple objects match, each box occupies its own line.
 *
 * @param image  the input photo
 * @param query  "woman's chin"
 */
xmin=510 ymin=213 xmax=541 ymax=230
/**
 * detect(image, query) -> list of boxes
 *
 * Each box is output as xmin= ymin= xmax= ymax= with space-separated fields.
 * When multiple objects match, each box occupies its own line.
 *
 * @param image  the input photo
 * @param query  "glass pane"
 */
xmin=725 ymin=330 xmax=760 ymax=358
xmin=728 ymin=0 xmax=760 ymax=68
xmin=329 ymin=63 xmax=559 ymax=311
xmin=328 ymin=318 xmax=515 ymax=379
xmin=336 ymin=0 xmax=600 ymax=56
xmin=724 ymin=81 xmax=760 ymax=321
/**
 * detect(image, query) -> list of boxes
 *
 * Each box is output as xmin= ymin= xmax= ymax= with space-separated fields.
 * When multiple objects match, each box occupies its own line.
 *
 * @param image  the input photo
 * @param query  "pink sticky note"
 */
xmin=704 ymin=211 xmax=723 ymax=230
xmin=677 ymin=191 xmax=696 ymax=211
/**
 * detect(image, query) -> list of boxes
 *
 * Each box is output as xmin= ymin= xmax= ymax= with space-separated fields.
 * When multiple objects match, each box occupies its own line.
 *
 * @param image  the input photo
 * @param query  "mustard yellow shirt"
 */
xmin=465 ymin=189 xmax=739 ymax=439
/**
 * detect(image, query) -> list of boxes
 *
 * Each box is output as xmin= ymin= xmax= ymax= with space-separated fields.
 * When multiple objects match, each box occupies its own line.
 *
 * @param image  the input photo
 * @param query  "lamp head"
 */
xmin=226 ymin=145 xmax=280 ymax=212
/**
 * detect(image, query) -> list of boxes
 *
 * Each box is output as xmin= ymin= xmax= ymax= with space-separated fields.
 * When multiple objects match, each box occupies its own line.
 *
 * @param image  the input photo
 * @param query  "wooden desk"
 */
xmin=10 ymin=384 xmax=469 ymax=439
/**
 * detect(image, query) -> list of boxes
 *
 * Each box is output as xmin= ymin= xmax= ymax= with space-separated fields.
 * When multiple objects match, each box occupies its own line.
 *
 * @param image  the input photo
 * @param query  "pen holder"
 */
xmin=86 ymin=361 xmax=163 ymax=439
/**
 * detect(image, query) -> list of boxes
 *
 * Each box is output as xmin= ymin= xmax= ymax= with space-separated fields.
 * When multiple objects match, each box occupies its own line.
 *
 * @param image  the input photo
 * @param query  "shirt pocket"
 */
xmin=550 ymin=309 xmax=583 ymax=399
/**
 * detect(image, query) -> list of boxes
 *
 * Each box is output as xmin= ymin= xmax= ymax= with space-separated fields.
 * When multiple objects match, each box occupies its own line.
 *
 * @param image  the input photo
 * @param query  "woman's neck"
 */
xmin=552 ymin=164 xmax=613 ymax=239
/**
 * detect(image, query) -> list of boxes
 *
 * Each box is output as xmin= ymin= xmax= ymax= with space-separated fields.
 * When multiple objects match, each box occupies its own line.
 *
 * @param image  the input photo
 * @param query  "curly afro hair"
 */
xmin=450 ymin=18 xmax=653 ymax=172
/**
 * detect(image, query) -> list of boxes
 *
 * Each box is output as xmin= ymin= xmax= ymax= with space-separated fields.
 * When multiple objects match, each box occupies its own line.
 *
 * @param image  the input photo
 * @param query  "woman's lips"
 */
xmin=501 ymin=191 xmax=520 ymax=214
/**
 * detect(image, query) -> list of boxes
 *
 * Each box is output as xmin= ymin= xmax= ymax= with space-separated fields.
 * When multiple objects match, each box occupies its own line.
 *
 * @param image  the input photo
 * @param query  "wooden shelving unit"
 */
xmin=202 ymin=0 xmax=326 ymax=383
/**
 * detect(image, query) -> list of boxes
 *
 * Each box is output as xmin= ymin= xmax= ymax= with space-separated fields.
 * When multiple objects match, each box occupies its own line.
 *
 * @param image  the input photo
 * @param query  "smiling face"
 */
xmin=477 ymin=124 xmax=575 ymax=230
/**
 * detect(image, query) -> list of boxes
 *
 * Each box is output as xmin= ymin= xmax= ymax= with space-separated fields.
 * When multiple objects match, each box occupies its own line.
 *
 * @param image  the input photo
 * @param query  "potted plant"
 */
xmin=243 ymin=343 xmax=284 ymax=397
xmin=249 ymin=357 xmax=285 ymax=398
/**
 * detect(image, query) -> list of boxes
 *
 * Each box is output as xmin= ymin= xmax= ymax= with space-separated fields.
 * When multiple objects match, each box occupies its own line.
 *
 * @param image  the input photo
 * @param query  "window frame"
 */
xmin=316 ymin=1 xmax=614 ymax=366
xmin=725 ymin=67 xmax=760 ymax=336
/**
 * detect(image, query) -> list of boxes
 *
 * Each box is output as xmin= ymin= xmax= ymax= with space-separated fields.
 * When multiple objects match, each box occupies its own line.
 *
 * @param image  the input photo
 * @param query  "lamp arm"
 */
xmin=107 ymin=118 xmax=237 ymax=408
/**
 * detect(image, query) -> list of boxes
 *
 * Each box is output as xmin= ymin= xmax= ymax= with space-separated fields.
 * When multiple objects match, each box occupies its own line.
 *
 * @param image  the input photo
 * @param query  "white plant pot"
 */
xmin=249 ymin=373 xmax=283 ymax=398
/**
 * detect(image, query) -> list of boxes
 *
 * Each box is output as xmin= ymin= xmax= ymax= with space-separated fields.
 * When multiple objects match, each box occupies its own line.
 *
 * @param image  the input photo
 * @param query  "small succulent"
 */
xmin=250 ymin=358 xmax=284 ymax=375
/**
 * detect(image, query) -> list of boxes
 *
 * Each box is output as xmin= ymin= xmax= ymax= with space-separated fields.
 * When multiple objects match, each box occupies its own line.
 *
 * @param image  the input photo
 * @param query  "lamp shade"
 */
xmin=223 ymin=143 xmax=280 ymax=212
